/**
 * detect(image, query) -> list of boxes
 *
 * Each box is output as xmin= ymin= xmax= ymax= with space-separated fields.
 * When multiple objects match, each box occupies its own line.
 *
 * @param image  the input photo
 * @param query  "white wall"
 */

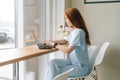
xmin=71 ymin=0 xmax=120 ymax=80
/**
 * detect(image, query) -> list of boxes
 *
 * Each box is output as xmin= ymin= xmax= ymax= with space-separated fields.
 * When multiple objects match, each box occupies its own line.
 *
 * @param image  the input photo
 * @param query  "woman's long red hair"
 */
xmin=65 ymin=8 xmax=91 ymax=45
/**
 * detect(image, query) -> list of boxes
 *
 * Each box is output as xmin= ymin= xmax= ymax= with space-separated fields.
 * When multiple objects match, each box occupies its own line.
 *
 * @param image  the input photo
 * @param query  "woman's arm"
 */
xmin=56 ymin=44 xmax=75 ymax=54
xmin=44 ymin=40 xmax=74 ymax=54
xmin=53 ymin=39 xmax=68 ymax=44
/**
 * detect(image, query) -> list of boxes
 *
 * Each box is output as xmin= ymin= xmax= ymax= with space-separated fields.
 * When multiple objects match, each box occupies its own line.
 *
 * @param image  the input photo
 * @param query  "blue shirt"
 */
xmin=66 ymin=29 xmax=89 ymax=67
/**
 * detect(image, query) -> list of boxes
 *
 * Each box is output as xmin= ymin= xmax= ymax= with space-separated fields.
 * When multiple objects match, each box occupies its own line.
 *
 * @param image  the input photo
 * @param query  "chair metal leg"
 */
xmin=78 ymin=78 xmax=81 ymax=80
xmin=81 ymin=78 xmax=84 ymax=80
xmin=91 ymin=73 xmax=96 ymax=80
xmin=91 ymin=67 xmax=98 ymax=80
xmin=94 ymin=67 xmax=98 ymax=80
xmin=69 ymin=78 xmax=85 ymax=80
xmin=91 ymin=67 xmax=99 ymax=80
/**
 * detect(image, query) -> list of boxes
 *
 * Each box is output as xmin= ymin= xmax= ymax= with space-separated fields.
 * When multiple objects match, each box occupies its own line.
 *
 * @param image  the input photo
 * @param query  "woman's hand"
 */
xmin=44 ymin=40 xmax=55 ymax=47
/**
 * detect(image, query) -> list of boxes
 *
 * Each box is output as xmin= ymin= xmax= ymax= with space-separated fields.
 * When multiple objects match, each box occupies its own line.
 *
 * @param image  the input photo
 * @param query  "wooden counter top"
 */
xmin=0 ymin=45 xmax=58 ymax=66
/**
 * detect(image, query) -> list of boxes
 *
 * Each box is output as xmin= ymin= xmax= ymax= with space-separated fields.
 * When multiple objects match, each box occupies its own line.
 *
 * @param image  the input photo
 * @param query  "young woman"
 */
xmin=44 ymin=8 xmax=91 ymax=80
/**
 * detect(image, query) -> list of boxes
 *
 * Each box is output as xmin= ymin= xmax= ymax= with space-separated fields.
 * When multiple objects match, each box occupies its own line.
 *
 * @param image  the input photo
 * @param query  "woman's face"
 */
xmin=65 ymin=15 xmax=73 ymax=27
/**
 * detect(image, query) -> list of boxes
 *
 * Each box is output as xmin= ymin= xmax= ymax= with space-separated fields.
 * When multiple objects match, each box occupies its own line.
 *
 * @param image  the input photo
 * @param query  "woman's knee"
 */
xmin=49 ymin=59 xmax=58 ymax=65
xmin=49 ymin=59 xmax=61 ymax=64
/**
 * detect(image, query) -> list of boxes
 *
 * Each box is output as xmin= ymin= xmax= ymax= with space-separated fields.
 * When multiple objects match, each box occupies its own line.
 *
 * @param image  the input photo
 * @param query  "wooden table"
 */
xmin=0 ymin=45 xmax=58 ymax=66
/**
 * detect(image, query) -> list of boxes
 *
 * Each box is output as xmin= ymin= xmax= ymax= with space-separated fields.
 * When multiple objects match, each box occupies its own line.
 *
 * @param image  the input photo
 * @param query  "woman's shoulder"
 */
xmin=72 ymin=28 xmax=85 ymax=34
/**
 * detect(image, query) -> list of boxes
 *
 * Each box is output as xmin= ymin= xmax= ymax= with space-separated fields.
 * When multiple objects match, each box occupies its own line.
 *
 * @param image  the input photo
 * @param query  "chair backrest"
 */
xmin=94 ymin=42 xmax=110 ymax=66
xmin=88 ymin=46 xmax=99 ymax=71
xmin=53 ymin=68 xmax=74 ymax=80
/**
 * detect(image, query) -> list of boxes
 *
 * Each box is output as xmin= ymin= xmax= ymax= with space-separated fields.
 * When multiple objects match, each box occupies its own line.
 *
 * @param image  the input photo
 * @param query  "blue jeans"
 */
xmin=45 ymin=59 xmax=89 ymax=80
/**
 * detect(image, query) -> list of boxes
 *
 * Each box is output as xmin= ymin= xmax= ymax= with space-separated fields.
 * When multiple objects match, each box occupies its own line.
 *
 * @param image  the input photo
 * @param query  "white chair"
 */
xmin=53 ymin=68 xmax=74 ymax=80
xmin=69 ymin=45 xmax=99 ymax=80
xmin=69 ymin=42 xmax=110 ymax=80
xmin=92 ymin=42 xmax=110 ymax=80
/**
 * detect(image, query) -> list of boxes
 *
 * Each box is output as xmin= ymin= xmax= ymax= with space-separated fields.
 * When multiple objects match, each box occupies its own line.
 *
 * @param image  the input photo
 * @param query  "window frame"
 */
xmin=15 ymin=0 xmax=25 ymax=80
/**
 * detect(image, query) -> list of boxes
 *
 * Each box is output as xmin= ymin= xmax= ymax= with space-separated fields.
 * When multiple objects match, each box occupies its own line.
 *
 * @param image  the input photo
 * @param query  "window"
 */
xmin=24 ymin=0 xmax=41 ymax=46
xmin=0 ymin=0 xmax=15 ymax=80
xmin=24 ymin=0 xmax=46 ymax=80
